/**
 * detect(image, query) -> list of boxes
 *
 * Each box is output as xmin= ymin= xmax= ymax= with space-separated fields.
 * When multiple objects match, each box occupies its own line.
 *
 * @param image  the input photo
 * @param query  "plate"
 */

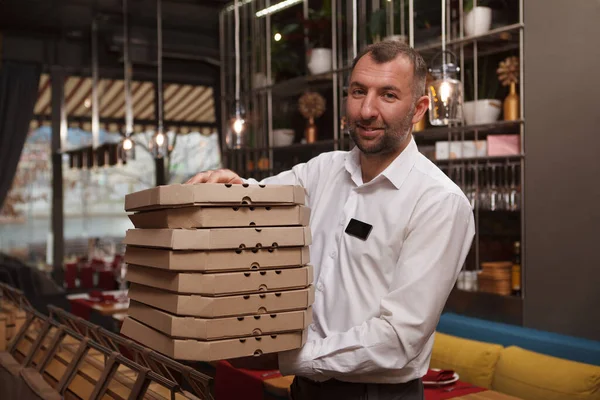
xmin=423 ymin=369 xmax=460 ymax=386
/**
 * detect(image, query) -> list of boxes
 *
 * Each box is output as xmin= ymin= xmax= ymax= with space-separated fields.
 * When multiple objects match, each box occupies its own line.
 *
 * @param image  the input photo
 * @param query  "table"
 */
xmin=455 ymin=392 xmax=521 ymax=399
xmin=67 ymin=289 xmax=129 ymax=319
xmin=215 ymin=362 xmax=523 ymax=400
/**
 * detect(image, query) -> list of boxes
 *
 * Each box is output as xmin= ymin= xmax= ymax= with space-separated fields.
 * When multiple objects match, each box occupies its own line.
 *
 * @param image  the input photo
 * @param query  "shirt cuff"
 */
xmin=277 ymin=341 xmax=317 ymax=377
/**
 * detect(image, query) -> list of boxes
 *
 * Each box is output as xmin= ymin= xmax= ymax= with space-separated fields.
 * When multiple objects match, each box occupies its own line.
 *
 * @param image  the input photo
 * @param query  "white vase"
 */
xmin=273 ymin=129 xmax=295 ymax=147
xmin=253 ymin=73 xmax=271 ymax=88
xmin=307 ymin=48 xmax=332 ymax=75
xmin=462 ymin=99 xmax=502 ymax=125
xmin=383 ymin=35 xmax=407 ymax=44
xmin=464 ymin=6 xmax=492 ymax=37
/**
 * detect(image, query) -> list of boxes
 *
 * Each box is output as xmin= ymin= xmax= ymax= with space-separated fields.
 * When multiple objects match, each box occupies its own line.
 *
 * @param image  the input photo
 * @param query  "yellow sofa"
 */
xmin=430 ymin=332 xmax=600 ymax=400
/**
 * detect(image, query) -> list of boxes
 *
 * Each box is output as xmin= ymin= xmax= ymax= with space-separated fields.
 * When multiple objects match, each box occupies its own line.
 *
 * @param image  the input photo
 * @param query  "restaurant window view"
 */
xmin=0 ymin=0 xmax=598 ymax=399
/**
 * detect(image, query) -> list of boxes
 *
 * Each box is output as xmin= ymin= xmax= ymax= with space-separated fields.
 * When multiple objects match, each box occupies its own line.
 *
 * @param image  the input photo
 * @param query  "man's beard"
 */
xmin=348 ymin=106 xmax=415 ymax=155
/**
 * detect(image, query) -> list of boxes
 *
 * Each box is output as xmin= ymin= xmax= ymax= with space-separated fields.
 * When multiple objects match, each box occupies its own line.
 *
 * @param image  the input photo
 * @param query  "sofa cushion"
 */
xmin=493 ymin=346 xmax=600 ymax=400
xmin=437 ymin=313 xmax=600 ymax=366
xmin=429 ymin=332 xmax=503 ymax=388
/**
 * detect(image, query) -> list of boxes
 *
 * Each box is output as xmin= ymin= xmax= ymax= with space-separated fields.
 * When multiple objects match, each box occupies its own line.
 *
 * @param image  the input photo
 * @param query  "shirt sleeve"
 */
xmin=278 ymin=191 xmax=475 ymax=378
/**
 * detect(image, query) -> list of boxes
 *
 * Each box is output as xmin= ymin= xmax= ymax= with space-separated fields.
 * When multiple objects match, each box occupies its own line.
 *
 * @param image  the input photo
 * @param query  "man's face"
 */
xmin=346 ymin=54 xmax=419 ymax=156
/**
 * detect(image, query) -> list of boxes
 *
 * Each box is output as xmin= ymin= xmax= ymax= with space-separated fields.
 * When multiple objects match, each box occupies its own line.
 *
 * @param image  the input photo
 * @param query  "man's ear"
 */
xmin=411 ymin=95 xmax=430 ymax=125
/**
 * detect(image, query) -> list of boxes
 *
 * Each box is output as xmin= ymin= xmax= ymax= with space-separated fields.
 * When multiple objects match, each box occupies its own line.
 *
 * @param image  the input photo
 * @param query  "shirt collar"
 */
xmin=344 ymin=136 xmax=418 ymax=190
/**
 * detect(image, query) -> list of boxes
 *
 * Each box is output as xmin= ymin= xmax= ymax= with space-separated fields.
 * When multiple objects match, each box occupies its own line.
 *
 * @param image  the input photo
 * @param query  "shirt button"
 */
xmin=330 ymin=251 xmax=336 ymax=258
xmin=309 ymin=324 xmax=316 ymax=331
xmin=339 ymin=218 xmax=345 ymax=226
xmin=317 ymin=283 xmax=324 ymax=291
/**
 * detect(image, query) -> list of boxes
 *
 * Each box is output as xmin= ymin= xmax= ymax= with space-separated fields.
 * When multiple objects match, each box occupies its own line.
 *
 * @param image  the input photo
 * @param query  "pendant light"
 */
xmin=120 ymin=0 xmax=136 ymax=161
xmin=227 ymin=0 xmax=246 ymax=149
xmin=151 ymin=0 xmax=168 ymax=158
xmin=428 ymin=0 xmax=463 ymax=126
xmin=91 ymin=18 xmax=100 ymax=167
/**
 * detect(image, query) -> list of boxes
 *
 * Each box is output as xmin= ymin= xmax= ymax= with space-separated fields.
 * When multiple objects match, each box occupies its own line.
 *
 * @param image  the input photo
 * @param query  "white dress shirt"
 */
xmin=245 ymin=137 xmax=475 ymax=384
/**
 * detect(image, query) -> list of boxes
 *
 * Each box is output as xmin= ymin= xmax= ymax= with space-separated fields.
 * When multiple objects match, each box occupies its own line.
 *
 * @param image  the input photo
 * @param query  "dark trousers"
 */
xmin=290 ymin=376 xmax=424 ymax=400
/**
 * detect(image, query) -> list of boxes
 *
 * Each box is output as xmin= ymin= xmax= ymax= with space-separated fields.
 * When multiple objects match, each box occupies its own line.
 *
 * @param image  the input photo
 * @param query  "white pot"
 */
xmin=307 ymin=48 xmax=332 ymax=75
xmin=463 ymin=99 xmax=502 ymax=125
xmin=273 ymin=129 xmax=295 ymax=147
xmin=253 ymin=73 xmax=271 ymax=88
xmin=383 ymin=35 xmax=407 ymax=43
xmin=464 ymin=6 xmax=492 ymax=37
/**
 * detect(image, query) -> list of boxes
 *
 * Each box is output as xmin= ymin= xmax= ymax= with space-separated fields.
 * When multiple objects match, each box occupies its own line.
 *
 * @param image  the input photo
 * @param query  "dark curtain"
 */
xmin=0 ymin=61 xmax=41 ymax=209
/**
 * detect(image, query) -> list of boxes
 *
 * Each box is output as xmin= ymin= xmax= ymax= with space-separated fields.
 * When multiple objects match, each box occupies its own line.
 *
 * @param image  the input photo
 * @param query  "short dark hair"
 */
xmin=349 ymin=40 xmax=428 ymax=99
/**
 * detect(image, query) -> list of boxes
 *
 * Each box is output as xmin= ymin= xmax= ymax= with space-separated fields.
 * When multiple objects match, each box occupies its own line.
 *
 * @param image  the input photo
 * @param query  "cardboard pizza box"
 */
xmin=124 ymin=246 xmax=310 ymax=272
xmin=121 ymin=317 xmax=307 ymax=361
xmin=125 ymin=183 xmax=306 ymax=211
xmin=128 ymin=205 xmax=310 ymax=229
xmin=124 ymin=226 xmax=312 ymax=250
xmin=127 ymin=283 xmax=315 ymax=318
xmin=125 ymin=264 xmax=313 ymax=295
xmin=128 ymin=301 xmax=312 ymax=340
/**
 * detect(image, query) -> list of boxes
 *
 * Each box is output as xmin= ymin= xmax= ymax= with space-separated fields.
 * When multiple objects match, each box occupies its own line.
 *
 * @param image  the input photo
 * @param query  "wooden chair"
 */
xmin=49 ymin=305 xmax=215 ymax=400
xmin=33 ymin=306 xmax=184 ymax=399
xmin=0 ymin=282 xmax=31 ymax=348
xmin=0 ymin=306 xmax=61 ymax=400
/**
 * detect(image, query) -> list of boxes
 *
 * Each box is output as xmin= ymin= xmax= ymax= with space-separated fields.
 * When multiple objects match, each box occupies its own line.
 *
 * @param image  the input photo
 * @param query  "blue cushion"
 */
xmin=437 ymin=313 xmax=600 ymax=366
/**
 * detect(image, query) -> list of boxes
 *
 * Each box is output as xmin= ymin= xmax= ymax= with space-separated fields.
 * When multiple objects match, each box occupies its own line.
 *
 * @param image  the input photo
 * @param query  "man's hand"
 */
xmin=185 ymin=169 xmax=243 ymax=184
xmin=227 ymin=353 xmax=279 ymax=370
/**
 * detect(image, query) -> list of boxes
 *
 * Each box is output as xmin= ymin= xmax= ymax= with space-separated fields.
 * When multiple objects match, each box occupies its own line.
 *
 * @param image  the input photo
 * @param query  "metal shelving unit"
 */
xmin=220 ymin=0 xmax=525 ymax=298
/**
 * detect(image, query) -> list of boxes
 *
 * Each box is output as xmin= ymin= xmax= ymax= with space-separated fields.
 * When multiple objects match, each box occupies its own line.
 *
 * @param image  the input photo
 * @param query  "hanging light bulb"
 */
xmin=227 ymin=0 xmax=247 ymax=149
xmin=428 ymin=0 xmax=463 ymax=126
xmin=227 ymin=104 xmax=246 ymax=149
xmin=428 ymin=59 xmax=462 ymax=126
xmin=119 ymin=136 xmax=136 ymax=161
xmin=150 ymin=128 xmax=169 ymax=158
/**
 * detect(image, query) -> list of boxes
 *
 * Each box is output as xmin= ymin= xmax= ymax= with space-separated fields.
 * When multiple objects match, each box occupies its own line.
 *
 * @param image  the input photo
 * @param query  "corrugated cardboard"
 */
xmin=127 ymin=283 xmax=315 ymax=317
xmin=121 ymin=317 xmax=307 ymax=361
xmin=128 ymin=205 xmax=311 ymax=229
xmin=125 ymin=183 xmax=306 ymax=211
xmin=128 ymin=300 xmax=312 ymax=340
xmin=126 ymin=264 xmax=313 ymax=295
xmin=124 ymin=246 xmax=310 ymax=272
xmin=124 ymin=226 xmax=312 ymax=250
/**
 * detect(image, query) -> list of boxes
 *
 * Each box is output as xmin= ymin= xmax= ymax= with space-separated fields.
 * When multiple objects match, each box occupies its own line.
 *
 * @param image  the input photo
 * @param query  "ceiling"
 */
xmin=31 ymin=73 xmax=216 ymax=134
xmin=0 ymin=0 xmax=230 ymax=86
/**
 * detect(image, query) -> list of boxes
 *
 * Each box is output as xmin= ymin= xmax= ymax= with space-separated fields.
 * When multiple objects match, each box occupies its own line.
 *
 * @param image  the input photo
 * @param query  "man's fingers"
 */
xmin=185 ymin=169 xmax=242 ymax=184
xmin=186 ymin=171 xmax=211 ymax=184
xmin=207 ymin=170 xmax=224 ymax=183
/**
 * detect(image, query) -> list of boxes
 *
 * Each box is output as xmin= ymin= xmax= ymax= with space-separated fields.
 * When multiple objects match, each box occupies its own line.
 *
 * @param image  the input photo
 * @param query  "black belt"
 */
xmin=292 ymin=376 xmax=424 ymax=400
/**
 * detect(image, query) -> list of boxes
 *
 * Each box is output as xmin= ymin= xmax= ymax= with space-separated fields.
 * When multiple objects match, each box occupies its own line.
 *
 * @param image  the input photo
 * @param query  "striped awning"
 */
xmin=32 ymin=73 xmax=217 ymax=135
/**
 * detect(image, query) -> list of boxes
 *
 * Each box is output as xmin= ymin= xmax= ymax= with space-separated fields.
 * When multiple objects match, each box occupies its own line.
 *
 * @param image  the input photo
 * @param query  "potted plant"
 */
xmin=463 ymin=58 xmax=501 ymax=125
xmin=270 ymin=23 xmax=303 ymax=82
xmin=304 ymin=0 xmax=333 ymax=75
xmin=464 ymin=0 xmax=493 ymax=36
xmin=367 ymin=0 xmax=430 ymax=44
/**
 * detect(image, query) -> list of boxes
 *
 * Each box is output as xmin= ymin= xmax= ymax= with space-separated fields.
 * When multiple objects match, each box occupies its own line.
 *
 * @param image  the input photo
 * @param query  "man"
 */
xmin=187 ymin=41 xmax=475 ymax=399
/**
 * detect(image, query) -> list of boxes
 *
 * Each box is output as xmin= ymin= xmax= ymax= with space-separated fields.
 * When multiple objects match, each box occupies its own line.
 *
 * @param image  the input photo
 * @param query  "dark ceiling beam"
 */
xmin=34 ymin=114 xmax=218 ymax=129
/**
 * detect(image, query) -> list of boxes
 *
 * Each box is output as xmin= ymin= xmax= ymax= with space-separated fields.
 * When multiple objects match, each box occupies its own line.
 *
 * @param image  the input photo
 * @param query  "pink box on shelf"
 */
xmin=487 ymin=135 xmax=520 ymax=156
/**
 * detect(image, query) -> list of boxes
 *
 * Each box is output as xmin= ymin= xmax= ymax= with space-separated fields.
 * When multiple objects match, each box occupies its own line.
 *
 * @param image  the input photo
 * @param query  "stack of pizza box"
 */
xmin=120 ymin=183 xmax=314 ymax=361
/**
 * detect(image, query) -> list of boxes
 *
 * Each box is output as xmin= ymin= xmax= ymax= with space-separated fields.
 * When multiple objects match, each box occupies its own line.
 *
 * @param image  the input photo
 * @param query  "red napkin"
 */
xmin=423 ymin=369 xmax=455 ymax=382
xmin=89 ymin=291 xmax=117 ymax=303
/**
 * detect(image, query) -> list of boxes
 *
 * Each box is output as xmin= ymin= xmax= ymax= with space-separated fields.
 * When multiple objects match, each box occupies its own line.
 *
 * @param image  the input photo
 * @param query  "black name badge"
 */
xmin=345 ymin=218 xmax=373 ymax=240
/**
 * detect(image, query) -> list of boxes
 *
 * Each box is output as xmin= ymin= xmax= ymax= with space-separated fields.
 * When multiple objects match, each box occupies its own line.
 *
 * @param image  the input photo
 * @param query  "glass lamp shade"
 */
xmin=428 ymin=76 xmax=463 ymax=126
xmin=226 ymin=107 xmax=247 ymax=149
xmin=150 ymin=129 xmax=169 ymax=158
xmin=119 ymin=137 xmax=136 ymax=161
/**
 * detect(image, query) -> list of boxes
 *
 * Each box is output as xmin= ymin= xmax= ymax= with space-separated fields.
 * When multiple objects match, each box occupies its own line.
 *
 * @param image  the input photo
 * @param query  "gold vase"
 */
xmin=305 ymin=117 xmax=317 ymax=143
xmin=503 ymin=82 xmax=519 ymax=121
